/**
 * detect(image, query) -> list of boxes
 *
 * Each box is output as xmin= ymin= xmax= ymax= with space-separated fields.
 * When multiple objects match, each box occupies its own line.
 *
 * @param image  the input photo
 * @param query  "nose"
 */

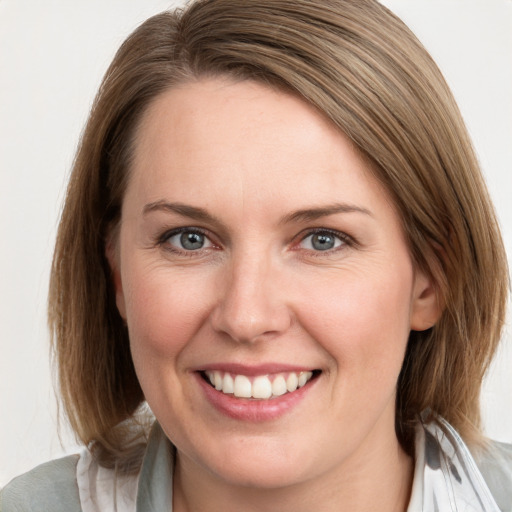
xmin=210 ymin=254 xmax=292 ymax=344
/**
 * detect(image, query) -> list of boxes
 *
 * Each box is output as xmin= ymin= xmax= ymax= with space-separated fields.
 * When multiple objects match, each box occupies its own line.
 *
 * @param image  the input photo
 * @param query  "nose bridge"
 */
xmin=211 ymin=246 xmax=290 ymax=343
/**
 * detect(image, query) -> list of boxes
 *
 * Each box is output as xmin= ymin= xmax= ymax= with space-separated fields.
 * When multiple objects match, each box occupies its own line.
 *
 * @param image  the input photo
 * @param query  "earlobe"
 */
xmin=105 ymin=237 xmax=127 ymax=321
xmin=410 ymin=271 xmax=443 ymax=331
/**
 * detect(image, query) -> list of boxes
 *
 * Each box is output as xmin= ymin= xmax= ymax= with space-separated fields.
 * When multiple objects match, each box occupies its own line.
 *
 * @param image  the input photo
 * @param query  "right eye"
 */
xmin=163 ymin=228 xmax=214 ymax=251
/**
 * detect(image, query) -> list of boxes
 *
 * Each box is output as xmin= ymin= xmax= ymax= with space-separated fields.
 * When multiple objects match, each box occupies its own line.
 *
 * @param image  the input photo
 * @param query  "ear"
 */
xmin=105 ymin=235 xmax=127 ymax=321
xmin=410 ymin=270 xmax=443 ymax=331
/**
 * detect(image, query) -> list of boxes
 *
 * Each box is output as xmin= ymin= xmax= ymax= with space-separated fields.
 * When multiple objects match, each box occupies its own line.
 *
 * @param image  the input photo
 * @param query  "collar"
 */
xmin=136 ymin=422 xmax=174 ymax=511
xmin=135 ymin=417 xmax=501 ymax=511
xmin=407 ymin=414 xmax=500 ymax=511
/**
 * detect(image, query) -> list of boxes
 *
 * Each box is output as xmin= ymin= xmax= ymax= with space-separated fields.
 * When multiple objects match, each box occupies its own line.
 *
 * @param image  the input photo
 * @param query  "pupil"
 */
xmin=312 ymin=233 xmax=334 ymax=251
xmin=181 ymin=232 xmax=204 ymax=250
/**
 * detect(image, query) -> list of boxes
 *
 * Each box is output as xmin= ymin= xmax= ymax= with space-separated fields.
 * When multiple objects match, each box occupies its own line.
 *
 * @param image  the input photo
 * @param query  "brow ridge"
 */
xmin=143 ymin=200 xmax=372 ymax=226
xmin=279 ymin=203 xmax=372 ymax=224
xmin=143 ymin=200 xmax=218 ymax=222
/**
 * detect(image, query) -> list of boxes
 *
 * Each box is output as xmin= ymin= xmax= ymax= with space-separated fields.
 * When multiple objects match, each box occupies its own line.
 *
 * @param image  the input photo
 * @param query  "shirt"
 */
xmin=2 ymin=414 xmax=511 ymax=511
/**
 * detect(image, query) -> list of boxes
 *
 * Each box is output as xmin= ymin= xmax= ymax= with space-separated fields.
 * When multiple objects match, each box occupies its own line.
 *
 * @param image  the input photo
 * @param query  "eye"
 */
xmin=164 ymin=229 xmax=214 ymax=251
xmin=299 ymin=230 xmax=346 ymax=251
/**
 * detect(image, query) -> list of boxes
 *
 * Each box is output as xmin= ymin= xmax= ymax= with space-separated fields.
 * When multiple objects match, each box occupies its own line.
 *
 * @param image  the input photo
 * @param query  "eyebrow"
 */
xmin=143 ymin=200 xmax=220 ymax=223
xmin=279 ymin=203 xmax=373 ymax=224
xmin=143 ymin=200 xmax=372 ymax=225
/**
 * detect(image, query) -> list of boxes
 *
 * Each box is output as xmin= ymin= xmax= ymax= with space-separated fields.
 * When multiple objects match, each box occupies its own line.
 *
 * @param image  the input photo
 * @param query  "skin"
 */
xmin=109 ymin=78 xmax=440 ymax=512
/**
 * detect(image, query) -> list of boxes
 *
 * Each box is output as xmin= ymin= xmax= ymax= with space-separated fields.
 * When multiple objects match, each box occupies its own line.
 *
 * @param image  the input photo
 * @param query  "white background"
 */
xmin=1 ymin=0 xmax=511 ymax=487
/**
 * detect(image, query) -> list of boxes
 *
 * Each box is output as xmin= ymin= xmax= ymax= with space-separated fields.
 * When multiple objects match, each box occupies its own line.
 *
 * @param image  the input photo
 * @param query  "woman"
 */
xmin=1 ymin=0 xmax=510 ymax=510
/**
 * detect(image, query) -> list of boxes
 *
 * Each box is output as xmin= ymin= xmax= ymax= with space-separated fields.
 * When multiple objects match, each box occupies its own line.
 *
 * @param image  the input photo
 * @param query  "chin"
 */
xmin=181 ymin=433 xmax=323 ymax=490
xmin=212 ymin=459 xmax=309 ymax=490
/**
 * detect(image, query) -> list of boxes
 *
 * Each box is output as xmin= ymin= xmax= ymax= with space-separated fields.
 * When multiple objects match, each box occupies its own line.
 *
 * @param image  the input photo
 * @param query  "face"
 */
xmin=110 ymin=78 xmax=438 ymax=490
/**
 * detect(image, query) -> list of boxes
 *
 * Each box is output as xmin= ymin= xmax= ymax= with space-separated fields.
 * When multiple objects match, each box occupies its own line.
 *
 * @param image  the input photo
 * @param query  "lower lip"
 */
xmin=196 ymin=373 xmax=317 ymax=422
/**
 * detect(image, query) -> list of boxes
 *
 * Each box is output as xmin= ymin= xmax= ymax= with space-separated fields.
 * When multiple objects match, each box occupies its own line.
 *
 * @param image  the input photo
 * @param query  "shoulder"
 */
xmin=77 ymin=448 xmax=139 ymax=512
xmin=416 ymin=414 xmax=512 ymax=510
xmin=0 ymin=455 xmax=82 ymax=512
xmin=475 ymin=440 xmax=512 ymax=511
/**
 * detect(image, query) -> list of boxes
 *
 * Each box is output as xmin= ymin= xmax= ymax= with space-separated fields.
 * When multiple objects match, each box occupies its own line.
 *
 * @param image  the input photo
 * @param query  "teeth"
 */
xmin=286 ymin=372 xmax=298 ymax=392
xmin=272 ymin=375 xmax=287 ymax=396
xmin=204 ymin=370 xmax=314 ymax=399
xmin=234 ymin=375 xmax=252 ymax=398
xmin=214 ymin=372 xmax=223 ymax=390
xmin=222 ymin=373 xmax=234 ymax=394
xmin=298 ymin=372 xmax=309 ymax=387
xmin=252 ymin=376 xmax=272 ymax=399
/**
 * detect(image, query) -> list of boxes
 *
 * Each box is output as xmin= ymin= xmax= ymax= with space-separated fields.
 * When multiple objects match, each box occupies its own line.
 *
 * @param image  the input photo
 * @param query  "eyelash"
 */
xmin=156 ymin=227 xmax=355 ymax=256
xmin=295 ymin=228 xmax=354 ymax=256
xmin=157 ymin=227 xmax=216 ymax=257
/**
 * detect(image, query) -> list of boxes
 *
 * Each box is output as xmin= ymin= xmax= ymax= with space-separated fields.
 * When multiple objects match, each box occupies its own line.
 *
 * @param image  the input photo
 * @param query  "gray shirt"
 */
xmin=2 ymin=416 xmax=511 ymax=511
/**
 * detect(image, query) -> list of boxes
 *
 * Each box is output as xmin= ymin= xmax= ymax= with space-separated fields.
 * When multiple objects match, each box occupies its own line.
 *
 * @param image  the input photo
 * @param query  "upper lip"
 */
xmin=195 ymin=362 xmax=319 ymax=376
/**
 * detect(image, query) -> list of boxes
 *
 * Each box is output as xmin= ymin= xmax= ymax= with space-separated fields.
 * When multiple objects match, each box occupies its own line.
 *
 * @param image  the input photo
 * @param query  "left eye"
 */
xmin=166 ymin=230 xmax=213 ymax=251
xmin=299 ymin=231 xmax=345 ymax=251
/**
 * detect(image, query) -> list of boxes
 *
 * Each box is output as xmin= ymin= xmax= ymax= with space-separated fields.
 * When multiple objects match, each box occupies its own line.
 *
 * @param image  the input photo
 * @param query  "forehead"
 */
xmin=126 ymin=78 xmax=391 ymax=219
xmin=133 ymin=78 xmax=344 ymax=167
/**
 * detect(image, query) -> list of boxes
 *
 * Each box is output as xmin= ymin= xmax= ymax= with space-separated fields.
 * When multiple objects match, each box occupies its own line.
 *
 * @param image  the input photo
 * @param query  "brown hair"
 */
xmin=49 ymin=0 xmax=509 ymax=469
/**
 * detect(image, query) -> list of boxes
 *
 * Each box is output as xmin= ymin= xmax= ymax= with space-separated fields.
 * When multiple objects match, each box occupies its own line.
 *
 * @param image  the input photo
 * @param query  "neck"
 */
xmin=173 ymin=427 xmax=413 ymax=512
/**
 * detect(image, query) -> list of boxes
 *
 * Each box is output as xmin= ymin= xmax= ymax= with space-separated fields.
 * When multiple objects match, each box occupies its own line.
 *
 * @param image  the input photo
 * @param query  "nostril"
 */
xmin=210 ymin=308 xmax=293 ymax=345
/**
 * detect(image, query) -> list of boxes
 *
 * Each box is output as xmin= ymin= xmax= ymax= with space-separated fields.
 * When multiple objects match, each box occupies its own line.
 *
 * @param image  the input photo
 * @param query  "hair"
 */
xmin=49 ymin=0 xmax=509 ymax=470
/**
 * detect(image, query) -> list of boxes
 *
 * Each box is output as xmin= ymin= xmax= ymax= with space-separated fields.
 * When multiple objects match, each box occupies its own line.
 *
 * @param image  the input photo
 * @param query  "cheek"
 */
xmin=122 ymin=264 xmax=213 ymax=362
xmin=296 ymin=264 xmax=414 ymax=375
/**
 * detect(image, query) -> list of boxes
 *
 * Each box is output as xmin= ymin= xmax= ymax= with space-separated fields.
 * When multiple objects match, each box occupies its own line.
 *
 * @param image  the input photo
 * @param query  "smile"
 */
xmin=203 ymin=370 xmax=317 ymax=399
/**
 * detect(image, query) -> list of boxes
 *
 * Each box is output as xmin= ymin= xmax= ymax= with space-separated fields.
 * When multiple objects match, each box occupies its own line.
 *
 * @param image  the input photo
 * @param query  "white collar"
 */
xmin=407 ymin=414 xmax=500 ymax=511
xmin=77 ymin=416 xmax=504 ymax=511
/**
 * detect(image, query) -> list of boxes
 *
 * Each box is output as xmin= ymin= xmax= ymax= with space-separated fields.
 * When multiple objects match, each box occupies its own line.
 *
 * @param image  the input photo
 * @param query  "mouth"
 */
xmin=201 ymin=369 xmax=321 ymax=400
